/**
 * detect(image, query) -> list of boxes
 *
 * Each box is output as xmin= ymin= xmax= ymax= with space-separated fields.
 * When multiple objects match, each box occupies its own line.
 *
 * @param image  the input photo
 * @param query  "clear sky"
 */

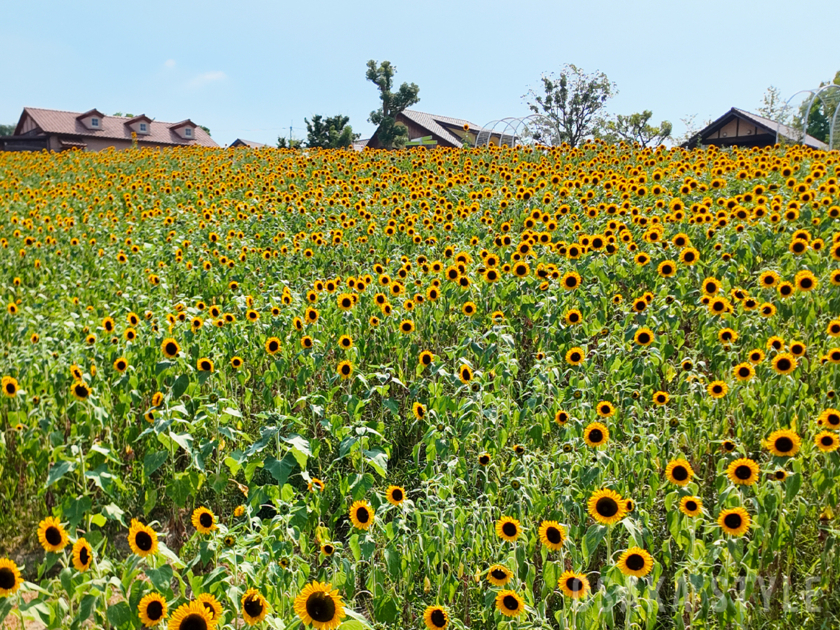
xmin=2 ymin=0 xmax=838 ymax=148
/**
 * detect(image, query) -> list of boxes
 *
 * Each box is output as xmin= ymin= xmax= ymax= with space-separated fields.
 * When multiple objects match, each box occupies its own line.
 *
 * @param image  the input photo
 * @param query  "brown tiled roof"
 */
xmin=682 ymin=107 xmax=827 ymax=150
xmin=16 ymin=107 xmax=219 ymax=147
xmin=230 ymin=138 xmax=266 ymax=148
xmin=400 ymin=110 xmax=482 ymax=148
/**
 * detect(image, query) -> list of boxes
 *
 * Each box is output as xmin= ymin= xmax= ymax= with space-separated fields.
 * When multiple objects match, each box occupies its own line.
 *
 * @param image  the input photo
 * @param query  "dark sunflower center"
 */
xmin=638 ymin=333 xmax=650 ymax=343
xmin=502 ymin=522 xmax=517 ymax=537
xmin=0 ymin=567 xmax=16 ymax=590
xmin=724 ymin=513 xmax=743 ymax=529
xmin=571 ymin=352 xmax=581 ymax=362
xmin=735 ymin=465 xmax=752 ymax=480
xmin=712 ymin=385 xmax=723 ymax=394
xmin=663 ymin=265 xmax=673 ymax=273
xmin=306 ymin=592 xmax=336 ymax=622
xmin=324 ymin=545 xmax=334 ymax=554
xmin=391 ymin=489 xmax=403 ymax=502
xmin=269 ymin=341 xmax=278 ymax=351
xmin=135 ymin=531 xmax=153 ymax=551
xmin=596 ymin=497 xmax=618 ymax=517
xmin=75 ymin=384 xmax=88 ymax=397
xmin=79 ymin=546 xmax=90 ymax=565
xmin=684 ymin=252 xmax=695 ymax=261
xmin=685 ymin=500 xmax=698 ymax=512
xmin=491 ymin=569 xmax=507 ymax=580
xmin=828 ymin=414 xmax=840 ymax=426
xmin=4 ymin=383 xmax=15 ymax=394
xmin=244 ymin=596 xmax=264 ymax=618
xmin=146 ymin=600 xmax=163 ymax=620
xmin=502 ymin=595 xmax=519 ymax=610
xmin=775 ymin=437 xmax=793 ymax=453
xmin=672 ymin=466 xmax=688 ymax=481
xmin=546 ymin=526 xmax=562 ymax=544
xmin=588 ymin=429 xmax=603 ymax=443
xmin=801 ymin=278 xmax=813 ymax=288
xmin=180 ymin=613 xmax=208 ymax=630
xmin=45 ymin=526 xmax=62 ymax=546
xmin=356 ymin=507 xmax=370 ymax=523
xmin=165 ymin=342 xmax=177 ymax=355
xmin=430 ymin=609 xmax=446 ymax=627
xmin=821 ymin=436 xmax=834 ymax=446
xmin=775 ymin=471 xmax=786 ymax=480
xmin=479 ymin=456 xmax=489 ymax=465
xmin=600 ymin=405 xmax=610 ymax=414
xmin=625 ymin=553 xmax=645 ymax=571
xmin=738 ymin=367 xmax=750 ymax=377
xmin=567 ymin=577 xmax=584 ymax=592
xmin=199 ymin=513 xmax=213 ymax=528
xmin=341 ymin=365 xmax=351 ymax=375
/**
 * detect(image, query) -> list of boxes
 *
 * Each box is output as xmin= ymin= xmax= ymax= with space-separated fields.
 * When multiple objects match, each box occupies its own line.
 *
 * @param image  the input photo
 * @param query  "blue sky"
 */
xmin=2 ymin=0 xmax=838 ymax=147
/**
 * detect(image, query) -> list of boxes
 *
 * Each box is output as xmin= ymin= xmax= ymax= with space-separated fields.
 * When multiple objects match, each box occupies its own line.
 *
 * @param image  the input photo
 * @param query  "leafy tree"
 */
xmin=112 ymin=112 xmax=135 ymax=118
xmin=757 ymin=86 xmax=788 ymax=123
xmin=0 ymin=124 xmax=15 ymax=136
xmin=305 ymin=115 xmax=357 ymax=149
xmin=200 ymin=125 xmax=212 ymax=137
xmin=366 ymin=60 xmax=419 ymax=149
xmin=600 ymin=111 xmax=672 ymax=147
xmin=523 ymin=64 xmax=616 ymax=147
xmin=276 ymin=136 xmax=302 ymax=149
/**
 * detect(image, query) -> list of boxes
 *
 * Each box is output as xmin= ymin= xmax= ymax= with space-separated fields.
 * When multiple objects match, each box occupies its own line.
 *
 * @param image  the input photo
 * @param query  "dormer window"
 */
xmin=185 ymin=128 xmax=192 ymax=137
xmin=91 ymin=118 xmax=99 ymax=128
xmin=139 ymin=123 xmax=147 ymax=133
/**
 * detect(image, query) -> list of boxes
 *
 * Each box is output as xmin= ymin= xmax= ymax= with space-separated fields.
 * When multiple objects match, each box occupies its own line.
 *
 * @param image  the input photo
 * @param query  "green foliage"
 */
xmin=305 ymin=114 xmax=357 ymax=149
xmin=524 ymin=63 xmax=616 ymax=147
xmin=366 ymin=60 xmax=420 ymax=149
xmin=600 ymin=110 xmax=672 ymax=147
xmin=0 ymin=124 xmax=15 ymax=136
xmin=276 ymin=136 xmax=302 ymax=149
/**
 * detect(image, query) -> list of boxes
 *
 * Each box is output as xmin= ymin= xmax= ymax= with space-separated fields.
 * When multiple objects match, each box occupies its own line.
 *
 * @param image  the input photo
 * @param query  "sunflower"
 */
xmin=128 ymin=519 xmax=158 ymax=558
xmin=138 ymin=593 xmax=168 ymax=627
xmin=349 ymin=500 xmax=374 ymax=530
xmin=554 ymin=410 xmax=570 ymax=425
xmin=161 ymin=338 xmax=180 ymax=358
xmin=265 ymin=337 xmax=281 ymax=355
xmin=827 ymin=319 xmax=840 ymax=338
xmin=72 ymin=537 xmax=93 ymax=571
xmin=665 ymin=459 xmax=694 ymax=486
xmin=815 ymin=431 xmax=840 ymax=452
xmin=1 ymin=377 xmax=18 ymax=398
xmin=191 ymin=507 xmax=217 ymax=534
xmin=399 ymin=319 xmax=415 ymax=334
xmin=423 ymin=605 xmax=449 ymax=630
xmin=758 ymin=270 xmax=779 ymax=288
xmin=37 ymin=516 xmax=68 ymax=553
xmin=495 ymin=516 xmax=522 ymax=542
xmin=561 ymin=271 xmax=582 ymax=290
xmin=765 ymin=429 xmax=801 ymax=457
xmin=679 ymin=247 xmax=699 ymax=265
xmin=196 ymin=593 xmax=222 ymax=622
xmin=726 ymin=458 xmax=760 ymax=486
xmin=71 ymin=380 xmax=92 ymax=400
xmin=559 ymin=571 xmax=590 ymax=599
xmin=294 ymin=581 xmax=345 ymax=630
xmin=458 ymin=364 xmax=473 ymax=384
xmin=412 ymin=402 xmax=426 ymax=420
xmin=0 ymin=557 xmax=22 ymax=598
xmin=167 ymin=600 xmax=213 ymax=630
xmin=477 ymin=452 xmax=491 ymax=466
xmin=196 ymin=358 xmax=214 ymax=373
xmin=487 ymin=564 xmax=512 ymax=586
xmin=732 ymin=362 xmax=755 ymax=382
xmin=419 ymin=350 xmax=434 ymax=366
xmin=679 ymin=496 xmax=702 ymax=517
xmin=538 ymin=520 xmax=566 ymax=551
xmin=338 ymin=335 xmax=353 ymax=350
xmin=652 ymin=391 xmax=669 ymax=406
xmin=385 ymin=485 xmax=406 ymax=506
xmin=772 ymin=353 xmax=797 ymax=375
xmin=565 ymin=347 xmax=585 ymax=365
xmin=587 ymin=488 xmax=628 ymax=525
xmin=596 ymin=400 xmax=616 ymax=418
xmin=634 ymin=327 xmax=654 ymax=347
xmin=565 ymin=309 xmax=583 ymax=325
xmin=794 ymin=269 xmax=817 ymax=292
xmin=657 ymin=260 xmax=677 ymax=277
xmin=707 ymin=380 xmax=728 ymax=398
xmin=461 ymin=301 xmax=477 ymax=316
xmin=617 ymin=547 xmax=654 ymax=577
xmin=336 ymin=361 xmax=353 ymax=380
xmin=495 ymin=590 xmax=524 ymax=617
xmin=818 ymin=408 xmax=840 ymax=430
xmin=748 ymin=349 xmax=765 ymax=364
xmin=241 ymin=588 xmax=269 ymax=626
xmin=718 ymin=507 xmax=751 ymax=536
xmin=230 ymin=356 xmax=244 ymax=369
xmin=583 ymin=422 xmax=609 ymax=448
xmin=113 ymin=357 xmax=128 ymax=373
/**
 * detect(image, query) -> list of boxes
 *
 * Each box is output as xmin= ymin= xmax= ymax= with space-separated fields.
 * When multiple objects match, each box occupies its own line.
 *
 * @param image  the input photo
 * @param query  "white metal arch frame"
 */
xmin=778 ymin=85 xmax=840 ymax=150
xmin=475 ymin=114 xmax=556 ymax=148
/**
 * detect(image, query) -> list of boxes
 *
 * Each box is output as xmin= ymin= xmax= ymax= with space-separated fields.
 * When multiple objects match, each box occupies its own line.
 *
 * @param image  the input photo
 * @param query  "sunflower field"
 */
xmin=1 ymin=141 xmax=840 ymax=630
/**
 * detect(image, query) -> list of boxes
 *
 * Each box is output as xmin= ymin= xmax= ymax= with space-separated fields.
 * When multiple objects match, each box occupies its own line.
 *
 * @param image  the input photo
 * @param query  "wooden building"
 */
xmin=681 ymin=108 xmax=827 ymax=150
xmin=229 ymin=139 xmax=266 ymax=148
xmin=0 ymin=107 xmax=218 ymax=152
xmin=367 ymin=110 xmax=509 ymax=149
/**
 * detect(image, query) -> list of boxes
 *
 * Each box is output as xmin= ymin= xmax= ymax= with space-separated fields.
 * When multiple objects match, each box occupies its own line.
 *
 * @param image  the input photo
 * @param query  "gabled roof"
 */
xmin=125 ymin=114 xmax=153 ymax=125
xmin=683 ymin=107 xmax=828 ymax=150
xmin=76 ymin=108 xmax=105 ymax=120
xmin=399 ymin=109 xmax=481 ymax=148
xmin=14 ymin=107 xmax=218 ymax=147
xmin=168 ymin=119 xmax=198 ymax=130
xmin=230 ymin=138 xmax=266 ymax=148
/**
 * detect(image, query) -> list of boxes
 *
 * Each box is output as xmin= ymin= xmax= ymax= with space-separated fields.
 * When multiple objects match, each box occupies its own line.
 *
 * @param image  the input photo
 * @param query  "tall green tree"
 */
xmin=792 ymin=71 xmax=840 ymax=145
xmin=305 ymin=115 xmax=356 ymax=149
xmin=757 ymin=86 xmax=789 ymax=123
xmin=276 ymin=136 xmax=302 ymax=149
xmin=0 ymin=124 xmax=15 ymax=136
xmin=366 ymin=60 xmax=419 ymax=149
xmin=600 ymin=111 xmax=672 ymax=147
xmin=523 ymin=64 xmax=616 ymax=147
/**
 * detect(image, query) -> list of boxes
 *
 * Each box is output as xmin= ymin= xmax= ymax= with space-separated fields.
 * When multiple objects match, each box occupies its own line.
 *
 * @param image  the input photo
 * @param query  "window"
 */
xmin=139 ymin=123 xmax=147 ymax=132
xmin=185 ymin=128 xmax=192 ymax=137
xmin=91 ymin=118 xmax=99 ymax=127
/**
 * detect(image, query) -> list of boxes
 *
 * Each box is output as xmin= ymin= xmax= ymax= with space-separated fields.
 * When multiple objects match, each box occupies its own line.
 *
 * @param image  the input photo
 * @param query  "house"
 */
xmin=367 ymin=109 xmax=507 ymax=149
xmin=0 ymin=107 xmax=219 ymax=152
xmin=681 ymin=108 xmax=827 ymax=150
xmin=229 ymin=139 xmax=266 ymax=148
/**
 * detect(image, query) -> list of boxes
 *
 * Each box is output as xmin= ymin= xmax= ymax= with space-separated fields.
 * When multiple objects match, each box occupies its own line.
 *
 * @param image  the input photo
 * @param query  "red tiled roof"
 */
xmin=16 ymin=107 xmax=219 ymax=148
